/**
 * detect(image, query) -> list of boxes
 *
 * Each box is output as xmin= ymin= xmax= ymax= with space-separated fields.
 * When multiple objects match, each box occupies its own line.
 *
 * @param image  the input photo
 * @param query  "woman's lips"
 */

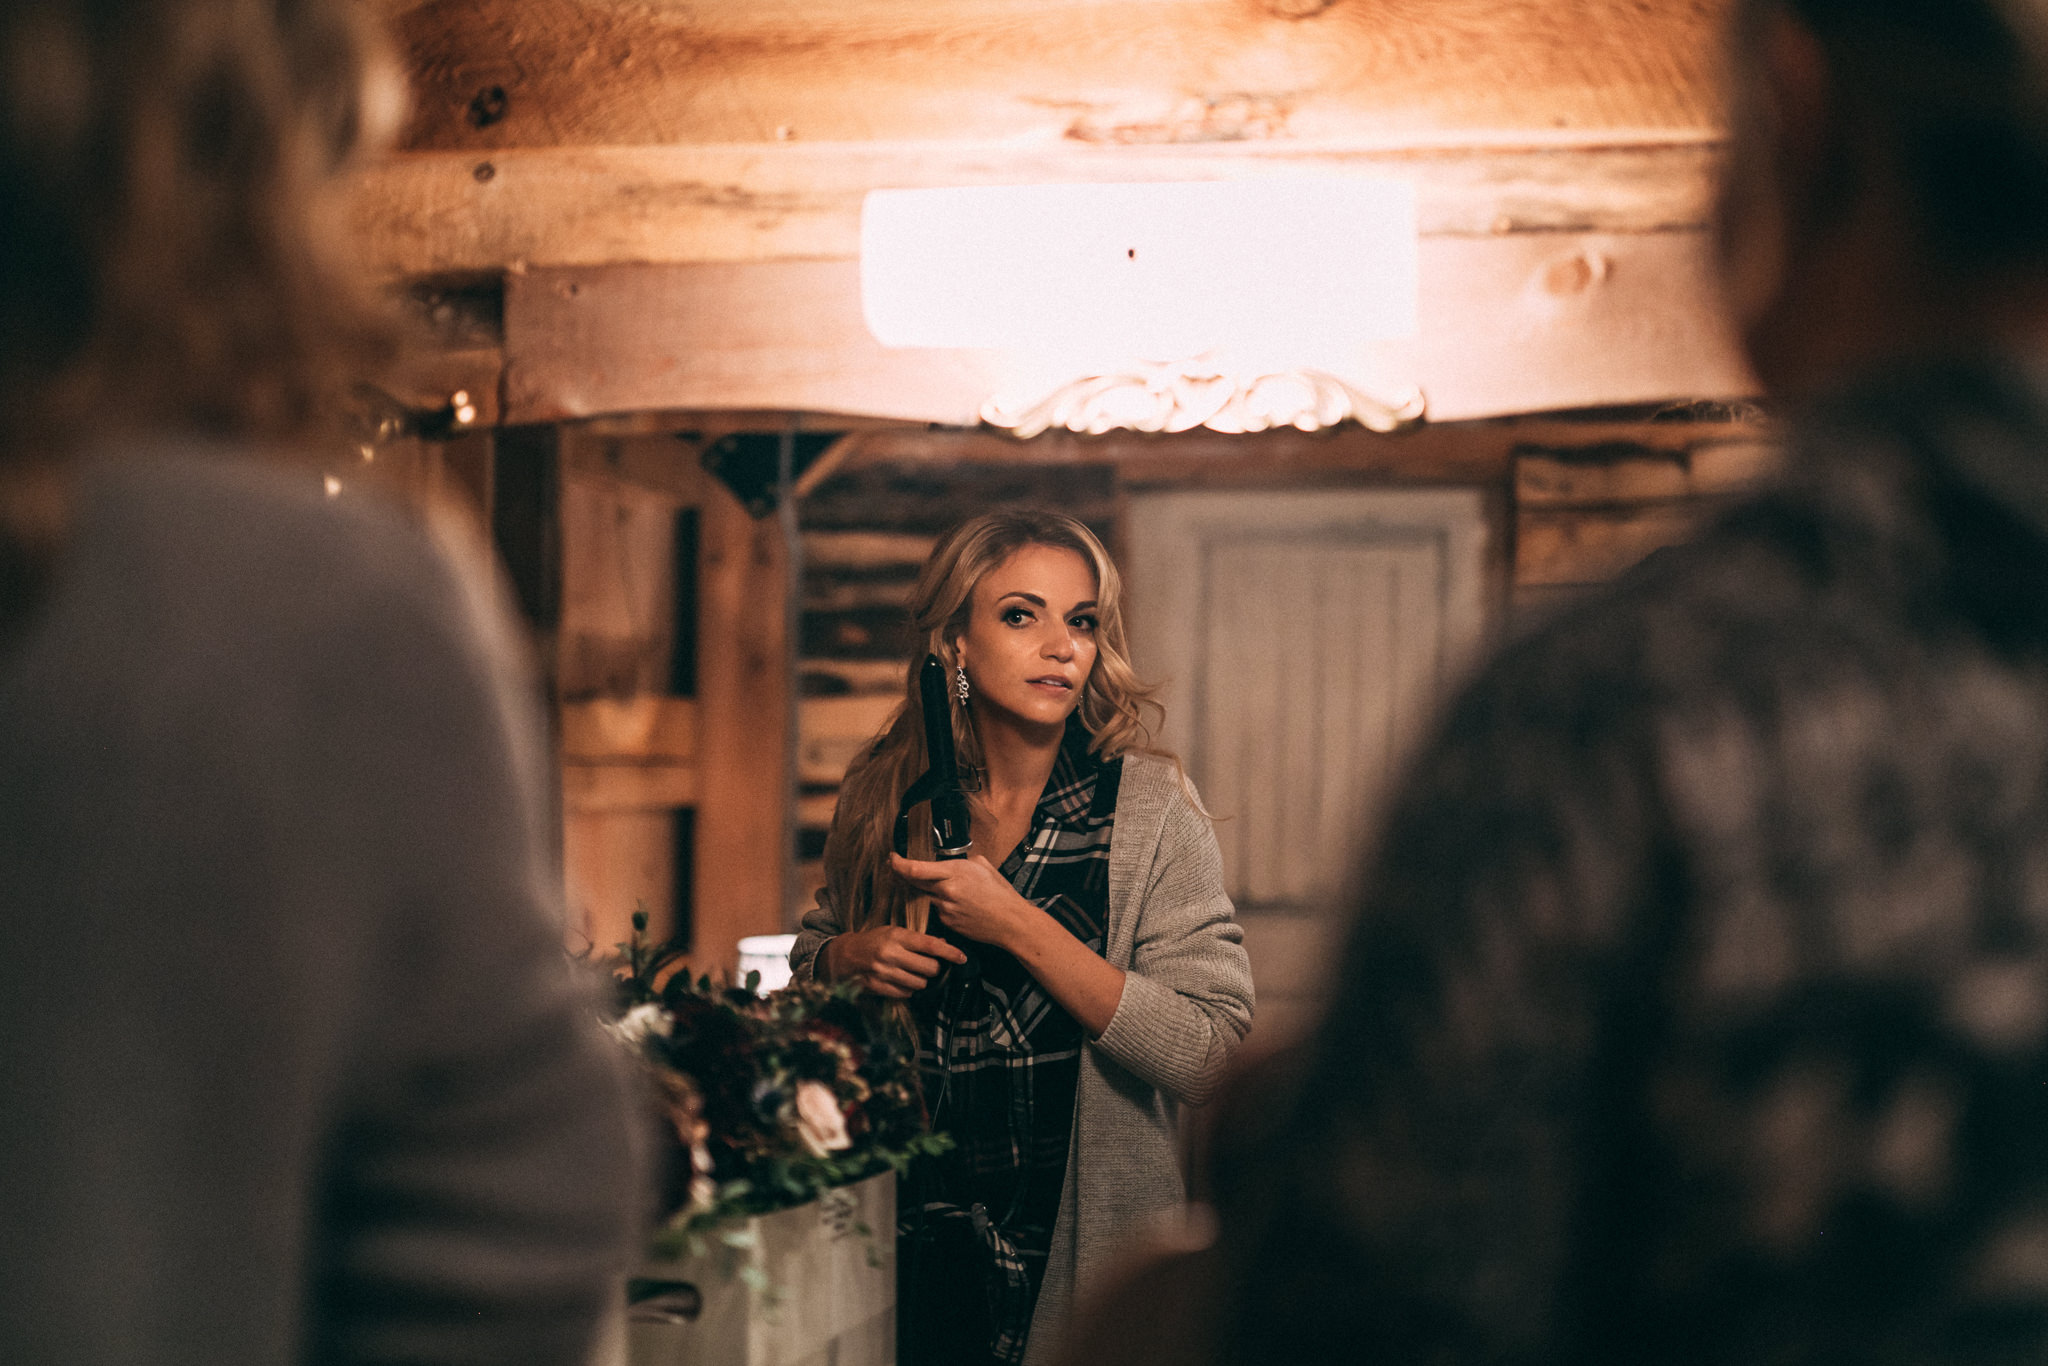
xmin=1027 ymin=676 xmax=1072 ymax=691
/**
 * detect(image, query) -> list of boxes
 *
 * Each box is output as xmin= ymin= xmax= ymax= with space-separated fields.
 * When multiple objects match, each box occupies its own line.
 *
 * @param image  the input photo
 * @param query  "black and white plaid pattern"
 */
xmin=900 ymin=718 xmax=1121 ymax=1366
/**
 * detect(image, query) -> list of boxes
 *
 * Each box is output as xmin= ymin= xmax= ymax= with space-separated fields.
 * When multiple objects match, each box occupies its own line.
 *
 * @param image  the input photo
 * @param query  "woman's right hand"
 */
xmin=822 ymin=927 xmax=968 ymax=999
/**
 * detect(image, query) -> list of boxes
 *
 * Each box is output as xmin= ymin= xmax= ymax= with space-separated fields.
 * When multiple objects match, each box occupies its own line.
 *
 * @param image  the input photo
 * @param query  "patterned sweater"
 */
xmin=1224 ymin=357 xmax=2048 ymax=1364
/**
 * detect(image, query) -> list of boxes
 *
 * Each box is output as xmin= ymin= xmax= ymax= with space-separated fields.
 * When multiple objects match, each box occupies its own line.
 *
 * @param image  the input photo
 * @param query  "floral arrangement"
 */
xmin=599 ymin=912 xmax=949 ymax=1259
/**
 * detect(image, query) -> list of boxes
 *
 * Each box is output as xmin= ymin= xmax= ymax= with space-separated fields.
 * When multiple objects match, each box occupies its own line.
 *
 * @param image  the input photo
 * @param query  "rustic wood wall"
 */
xmin=308 ymin=383 xmax=1772 ymax=997
xmin=377 ymin=0 xmax=1728 ymax=152
xmin=339 ymin=0 xmax=1783 ymax=984
xmin=351 ymin=0 xmax=1754 ymax=425
xmin=552 ymin=431 xmax=791 ymax=973
xmin=785 ymin=407 xmax=1776 ymax=934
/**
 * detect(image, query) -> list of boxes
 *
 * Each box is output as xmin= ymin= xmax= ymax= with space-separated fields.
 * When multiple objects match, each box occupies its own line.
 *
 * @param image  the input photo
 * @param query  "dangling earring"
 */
xmin=955 ymin=665 xmax=970 ymax=705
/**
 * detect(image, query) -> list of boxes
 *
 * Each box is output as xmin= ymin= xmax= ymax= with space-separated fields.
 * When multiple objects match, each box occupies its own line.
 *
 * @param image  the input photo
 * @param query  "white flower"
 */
xmin=606 ymin=1002 xmax=672 ymax=1047
xmin=687 ymin=1169 xmax=718 ymax=1214
xmin=793 ymin=1080 xmax=851 ymax=1157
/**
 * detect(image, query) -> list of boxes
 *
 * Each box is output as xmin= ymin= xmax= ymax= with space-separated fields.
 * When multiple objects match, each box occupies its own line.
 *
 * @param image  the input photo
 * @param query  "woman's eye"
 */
xmin=1002 ymin=607 xmax=1033 ymax=626
xmin=1071 ymin=615 xmax=1098 ymax=632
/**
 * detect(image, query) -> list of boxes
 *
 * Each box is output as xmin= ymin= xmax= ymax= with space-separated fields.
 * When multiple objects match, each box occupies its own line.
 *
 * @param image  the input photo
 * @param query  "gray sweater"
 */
xmin=791 ymin=752 xmax=1255 ymax=1364
xmin=0 ymin=451 xmax=643 ymax=1365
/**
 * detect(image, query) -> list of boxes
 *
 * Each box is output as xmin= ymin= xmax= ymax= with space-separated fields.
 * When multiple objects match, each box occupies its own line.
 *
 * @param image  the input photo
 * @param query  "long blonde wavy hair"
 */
xmin=824 ymin=509 xmax=1164 ymax=936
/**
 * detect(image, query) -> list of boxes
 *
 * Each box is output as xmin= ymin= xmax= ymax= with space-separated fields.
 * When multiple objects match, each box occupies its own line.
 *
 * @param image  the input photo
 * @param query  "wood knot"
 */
xmin=1541 ymin=249 xmax=1610 ymax=296
xmin=466 ymin=84 xmax=508 ymax=130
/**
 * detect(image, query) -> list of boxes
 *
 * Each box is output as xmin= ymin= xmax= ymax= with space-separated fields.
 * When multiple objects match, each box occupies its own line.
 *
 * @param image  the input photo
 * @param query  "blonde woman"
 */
xmin=791 ymin=509 xmax=1254 ymax=1366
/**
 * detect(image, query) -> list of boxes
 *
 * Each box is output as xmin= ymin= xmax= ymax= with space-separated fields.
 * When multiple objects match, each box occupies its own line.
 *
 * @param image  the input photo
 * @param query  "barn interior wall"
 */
xmin=786 ymin=410 xmax=1776 ymax=995
xmin=310 ymin=403 xmax=1774 ymax=995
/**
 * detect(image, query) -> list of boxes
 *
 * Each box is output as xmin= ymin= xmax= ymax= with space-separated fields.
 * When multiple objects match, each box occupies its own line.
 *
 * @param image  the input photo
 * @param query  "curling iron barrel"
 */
xmin=892 ymin=654 xmax=974 ymax=860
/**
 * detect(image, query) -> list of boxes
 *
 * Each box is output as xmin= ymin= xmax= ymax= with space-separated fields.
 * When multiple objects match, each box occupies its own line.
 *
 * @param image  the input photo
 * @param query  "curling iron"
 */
xmin=893 ymin=654 xmax=974 ymax=861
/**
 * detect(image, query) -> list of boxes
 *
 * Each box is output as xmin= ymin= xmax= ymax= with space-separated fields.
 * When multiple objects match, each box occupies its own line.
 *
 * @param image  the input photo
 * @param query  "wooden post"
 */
xmin=491 ymin=424 xmax=563 ymax=650
xmin=693 ymin=474 xmax=792 ymax=976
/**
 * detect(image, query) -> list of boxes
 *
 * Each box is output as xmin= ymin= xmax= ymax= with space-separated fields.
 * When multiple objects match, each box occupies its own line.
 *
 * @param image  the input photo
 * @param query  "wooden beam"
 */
xmin=790 ymin=434 xmax=863 ymax=502
xmin=500 ymin=234 xmax=1755 ymax=427
xmin=563 ymin=763 xmax=701 ymax=812
xmin=381 ymin=0 xmax=1728 ymax=152
xmin=802 ymin=531 xmax=939 ymax=572
xmin=559 ymin=696 xmax=698 ymax=764
xmin=1514 ymin=437 xmax=1779 ymax=506
xmin=502 ymin=259 xmax=1005 ymax=425
xmin=816 ymin=423 xmax=1516 ymax=486
xmin=692 ymin=477 xmax=792 ymax=972
xmin=346 ymin=140 xmax=1722 ymax=276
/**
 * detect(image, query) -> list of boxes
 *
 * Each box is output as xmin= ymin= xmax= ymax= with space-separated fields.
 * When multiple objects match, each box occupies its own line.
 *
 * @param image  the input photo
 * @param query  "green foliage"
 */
xmin=595 ymin=911 xmax=952 ymax=1260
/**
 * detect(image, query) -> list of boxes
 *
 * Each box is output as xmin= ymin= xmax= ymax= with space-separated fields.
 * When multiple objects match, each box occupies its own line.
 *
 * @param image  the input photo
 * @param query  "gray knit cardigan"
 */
xmin=789 ymin=751 xmax=1255 ymax=1364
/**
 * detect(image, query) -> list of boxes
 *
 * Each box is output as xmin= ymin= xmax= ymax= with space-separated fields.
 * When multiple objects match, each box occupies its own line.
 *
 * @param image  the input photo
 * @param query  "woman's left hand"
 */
xmin=888 ymin=852 xmax=1042 ymax=951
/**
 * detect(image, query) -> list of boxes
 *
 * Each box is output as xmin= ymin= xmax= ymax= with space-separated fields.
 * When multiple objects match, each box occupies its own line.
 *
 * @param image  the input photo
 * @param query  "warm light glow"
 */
xmin=737 ymin=934 xmax=798 ymax=994
xmin=859 ymin=179 xmax=1418 ymax=364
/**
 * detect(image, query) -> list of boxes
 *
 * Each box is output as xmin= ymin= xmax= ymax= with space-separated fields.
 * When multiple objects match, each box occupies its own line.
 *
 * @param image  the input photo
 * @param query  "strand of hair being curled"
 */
xmin=822 ymin=509 xmax=1177 ymax=937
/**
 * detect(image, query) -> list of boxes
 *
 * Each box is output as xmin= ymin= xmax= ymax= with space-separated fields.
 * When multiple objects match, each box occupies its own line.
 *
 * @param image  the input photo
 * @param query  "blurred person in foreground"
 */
xmin=0 ymin=2 xmax=643 ymax=1363
xmin=1063 ymin=1 xmax=2048 ymax=1364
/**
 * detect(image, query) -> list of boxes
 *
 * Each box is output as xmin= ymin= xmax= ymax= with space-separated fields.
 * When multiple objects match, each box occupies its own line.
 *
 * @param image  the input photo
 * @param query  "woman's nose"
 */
xmin=1043 ymin=628 xmax=1075 ymax=660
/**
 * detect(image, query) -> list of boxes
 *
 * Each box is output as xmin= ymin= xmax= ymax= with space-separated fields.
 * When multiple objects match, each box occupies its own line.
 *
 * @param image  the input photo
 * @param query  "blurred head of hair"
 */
xmin=0 ymin=0 xmax=401 ymax=454
xmin=1751 ymin=0 xmax=2048 ymax=273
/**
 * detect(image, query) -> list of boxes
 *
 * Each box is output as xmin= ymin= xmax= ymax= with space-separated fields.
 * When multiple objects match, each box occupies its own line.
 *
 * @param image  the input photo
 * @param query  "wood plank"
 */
xmin=346 ymin=140 xmax=1723 ymax=276
xmin=798 ymin=791 xmax=840 ymax=829
xmin=564 ymin=809 xmax=675 ymax=952
xmin=560 ymin=696 xmax=698 ymax=763
xmin=799 ymin=694 xmax=903 ymax=786
xmin=557 ymin=470 xmax=677 ymax=700
xmin=563 ymin=762 xmax=701 ymax=812
xmin=382 ymin=0 xmax=1728 ymax=151
xmin=815 ymin=422 xmax=1514 ymax=485
xmin=500 ymin=232 xmax=1755 ymax=427
xmin=801 ymin=659 xmax=912 ymax=696
xmin=561 ymin=431 xmax=711 ymax=504
xmin=693 ymin=478 xmax=792 ymax=972
xmin=1515 ymin=504 xmax=1705 ymax=586
xmin=1514 ymin=437 xmax=1781 ymax=506
xmin=801 ymin=459 xmax=1118 ymax=536
xmin=803 ymin=573 xmax=919 ymax=613
xmin=801 ymin=530 xmax=938 ymax=569
xmin=502 ymin=260 xmax=1006 ymax=425
xmin=800 ymin=419 xmax=1769 ymax=488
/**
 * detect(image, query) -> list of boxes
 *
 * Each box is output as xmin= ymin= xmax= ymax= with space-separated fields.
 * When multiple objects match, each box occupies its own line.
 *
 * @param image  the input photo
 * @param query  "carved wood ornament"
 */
xmin=980 ymin=358 xmax=1425 ymax=438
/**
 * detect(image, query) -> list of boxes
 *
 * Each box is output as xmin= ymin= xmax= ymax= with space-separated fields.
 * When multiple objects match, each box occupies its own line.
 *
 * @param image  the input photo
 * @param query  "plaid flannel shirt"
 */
xmin=901 ymin=718 xmax=1122 ymax=1366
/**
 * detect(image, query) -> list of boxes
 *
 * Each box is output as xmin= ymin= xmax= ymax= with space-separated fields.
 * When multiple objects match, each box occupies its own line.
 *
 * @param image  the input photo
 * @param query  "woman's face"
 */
xmin=954 ymin=543 xmax=1100 ymax=734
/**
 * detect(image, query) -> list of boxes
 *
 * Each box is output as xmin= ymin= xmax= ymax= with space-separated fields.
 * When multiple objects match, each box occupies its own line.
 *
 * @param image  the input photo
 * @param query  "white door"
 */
xmin=1126 ymin=488 xmax=1491 ymax=1042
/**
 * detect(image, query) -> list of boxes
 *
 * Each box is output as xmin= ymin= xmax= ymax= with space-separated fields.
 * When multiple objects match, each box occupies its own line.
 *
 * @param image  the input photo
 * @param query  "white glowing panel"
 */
xmin=859 ymin=179 xmax=1418 ymax=361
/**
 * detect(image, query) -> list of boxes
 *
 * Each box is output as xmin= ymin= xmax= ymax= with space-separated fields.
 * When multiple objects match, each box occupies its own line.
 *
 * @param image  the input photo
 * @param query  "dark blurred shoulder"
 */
xmin=1057 ymin=1243 xmax=1224 ymax=1366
